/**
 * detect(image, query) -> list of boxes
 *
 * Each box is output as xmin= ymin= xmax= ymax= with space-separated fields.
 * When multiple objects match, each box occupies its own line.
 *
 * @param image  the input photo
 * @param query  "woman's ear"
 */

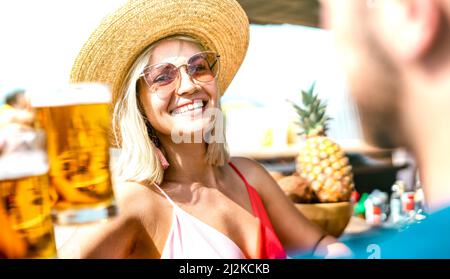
xmin=374 ymin=0 xmax=442 ymax=62
xmin=135 ymin=80 xmax=148 ymax=118
xmin=136 ymin=78 xmax=144 ymax=97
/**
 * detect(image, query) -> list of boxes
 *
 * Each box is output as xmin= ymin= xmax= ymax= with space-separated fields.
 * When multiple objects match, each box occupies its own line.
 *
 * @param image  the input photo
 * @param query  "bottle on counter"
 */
xmin=387 ymin=176 xmax=427 ymax=230
xmin=354 ymin=192 xmax=368 ymax=219
xmin=365 ymin=189 xmax=388 ymax=226
xmin=413 ymin=171 xmax=427 ymax=222
xmin=388 ymin=180 xmax=405 ymax=224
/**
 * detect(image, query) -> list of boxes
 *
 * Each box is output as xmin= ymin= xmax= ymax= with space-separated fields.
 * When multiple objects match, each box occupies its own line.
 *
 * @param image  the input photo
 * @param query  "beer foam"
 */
xmin=0 ymin=150 xmax=49 ymax=180
xmin=29 ymin=83 xmax=112 ymax=107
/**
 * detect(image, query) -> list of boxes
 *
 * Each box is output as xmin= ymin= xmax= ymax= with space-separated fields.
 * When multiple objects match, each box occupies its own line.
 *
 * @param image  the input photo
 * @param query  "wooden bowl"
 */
xmin=294 ymin=202 xmax=353 ymax=237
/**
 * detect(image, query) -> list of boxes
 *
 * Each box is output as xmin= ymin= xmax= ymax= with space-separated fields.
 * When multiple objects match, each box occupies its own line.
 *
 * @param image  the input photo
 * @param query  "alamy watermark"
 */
xmin=170 ymin=108 xmax=225 ymax=144
xmin=367 ymin=244 xmax=381 ymax=259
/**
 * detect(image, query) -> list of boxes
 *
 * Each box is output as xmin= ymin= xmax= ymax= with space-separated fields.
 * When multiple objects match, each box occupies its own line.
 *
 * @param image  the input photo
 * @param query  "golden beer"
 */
xmin=0 ymin=174 xmax=56 ymax=258
xmin=32 ymin=83 xmax=117 ymax=225
xmin=0 ymin=127 xmax=56 ymax=258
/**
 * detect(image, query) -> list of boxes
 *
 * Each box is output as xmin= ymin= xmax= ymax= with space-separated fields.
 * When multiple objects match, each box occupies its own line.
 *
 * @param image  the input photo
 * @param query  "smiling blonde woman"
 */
xmin=62 ymin=0 xmax=350 ymax=259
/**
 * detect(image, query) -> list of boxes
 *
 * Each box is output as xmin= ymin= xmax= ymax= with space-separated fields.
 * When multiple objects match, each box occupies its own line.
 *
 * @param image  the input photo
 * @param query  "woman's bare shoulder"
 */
xmin=229 ymin=156 xmax=273 ymax=192
xmin=229 ymin=156 xmax=268 ymax=175
xmin=113 ymin=181 xmax=165 ymax=223
xmin=229 ymin=156 xmax=261 ymax=172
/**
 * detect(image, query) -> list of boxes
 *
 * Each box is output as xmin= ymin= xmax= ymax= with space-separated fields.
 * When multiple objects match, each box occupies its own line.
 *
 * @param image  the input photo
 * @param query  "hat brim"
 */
xmin=70 ymin=0 xmax=249 ymax=104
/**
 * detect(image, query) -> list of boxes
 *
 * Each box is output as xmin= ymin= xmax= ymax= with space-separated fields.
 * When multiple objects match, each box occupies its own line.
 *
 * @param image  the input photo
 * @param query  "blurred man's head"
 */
xmin=321 ymin=0 xmax=450 ymax=150
xmin=5 ymin=89 xmax=27 ymax=110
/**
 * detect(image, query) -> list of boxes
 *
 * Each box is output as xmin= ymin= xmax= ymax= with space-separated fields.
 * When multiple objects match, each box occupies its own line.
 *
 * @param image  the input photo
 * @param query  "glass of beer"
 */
xmin=0 ymin=124 xmax=57 ymax=258
xmin=31 ymin=83 xmax=117 ymax=225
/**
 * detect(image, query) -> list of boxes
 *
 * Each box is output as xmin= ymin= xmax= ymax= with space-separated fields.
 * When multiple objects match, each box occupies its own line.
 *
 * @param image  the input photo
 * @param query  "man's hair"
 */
xmin=5 ymin=89 xmax=25 ymax=106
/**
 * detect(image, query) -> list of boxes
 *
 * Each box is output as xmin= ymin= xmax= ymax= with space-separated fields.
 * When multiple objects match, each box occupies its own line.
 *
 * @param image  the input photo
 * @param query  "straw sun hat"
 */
xmin=70 ymin=0 xmax=250 ymax=103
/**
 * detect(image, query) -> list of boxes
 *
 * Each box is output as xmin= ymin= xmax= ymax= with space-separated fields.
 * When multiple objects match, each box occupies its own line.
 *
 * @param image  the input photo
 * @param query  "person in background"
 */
xmin=58 ymin=0 xmax=350 ymax=259
xmin=0 ymin=89 xmax=34 ymax=154
xmin=0 ymin=89 xmax=33 ymax=128
xmin=320 ymin=0 xmax=450 ymax=258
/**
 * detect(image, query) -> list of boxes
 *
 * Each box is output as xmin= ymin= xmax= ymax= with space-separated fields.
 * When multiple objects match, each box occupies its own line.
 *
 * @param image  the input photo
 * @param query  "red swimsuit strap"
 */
xmin=228 ymin=162 xmax=286 ymax=259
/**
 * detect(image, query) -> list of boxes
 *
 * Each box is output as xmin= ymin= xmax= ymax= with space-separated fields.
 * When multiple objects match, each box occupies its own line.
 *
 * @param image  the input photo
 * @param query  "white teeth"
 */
xmin=171 ymin=100 xmax=206 ymax=116
xmin=193 ymin=100 xmax=204 ymax=109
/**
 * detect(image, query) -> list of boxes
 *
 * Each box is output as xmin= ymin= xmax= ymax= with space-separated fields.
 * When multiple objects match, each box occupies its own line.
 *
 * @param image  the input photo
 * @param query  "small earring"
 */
xmin=147 ymin=124 xmax=169 ymax=169
xmin=155 ymin=147 xmax=170 ymax=170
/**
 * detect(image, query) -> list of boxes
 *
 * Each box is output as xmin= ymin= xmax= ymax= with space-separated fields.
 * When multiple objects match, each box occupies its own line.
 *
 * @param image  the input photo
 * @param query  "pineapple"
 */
xmin=289 ymin=82 xmax=354 ymax=203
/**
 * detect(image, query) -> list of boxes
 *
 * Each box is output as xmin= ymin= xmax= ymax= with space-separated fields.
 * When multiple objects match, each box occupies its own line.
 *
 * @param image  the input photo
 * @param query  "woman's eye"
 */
xmin=191 ymin=63 xmax=208 ymax=73
xmin=154 ymin=74 xmax=171 ymax=83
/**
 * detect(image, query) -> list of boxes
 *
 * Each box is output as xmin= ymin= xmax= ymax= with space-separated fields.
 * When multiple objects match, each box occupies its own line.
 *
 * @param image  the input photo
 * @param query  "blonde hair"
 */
xmin=113 ymin=35 xmax=229 ymax=184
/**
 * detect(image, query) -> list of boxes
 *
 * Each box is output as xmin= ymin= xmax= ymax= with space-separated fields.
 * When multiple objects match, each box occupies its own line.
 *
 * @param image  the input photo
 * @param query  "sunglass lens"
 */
xmin=188 ymin=53 xmax=219 ymax=82
xmin=144 ymin=64 xmax=178 ymax=91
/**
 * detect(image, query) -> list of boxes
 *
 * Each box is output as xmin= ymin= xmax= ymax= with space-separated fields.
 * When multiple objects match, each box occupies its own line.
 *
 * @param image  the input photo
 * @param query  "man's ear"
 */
xmin=374 ymin=0 xmax=441 ymax=62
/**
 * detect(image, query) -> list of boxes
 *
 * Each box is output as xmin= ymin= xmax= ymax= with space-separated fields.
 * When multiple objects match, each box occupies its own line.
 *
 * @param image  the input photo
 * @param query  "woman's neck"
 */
xmin=159 ymin=138 xmax=220 ymax=185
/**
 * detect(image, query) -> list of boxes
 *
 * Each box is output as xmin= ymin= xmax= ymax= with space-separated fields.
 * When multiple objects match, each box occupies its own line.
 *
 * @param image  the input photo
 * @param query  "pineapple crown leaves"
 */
xmin=287 ymin=82 xmax=332 ymax=137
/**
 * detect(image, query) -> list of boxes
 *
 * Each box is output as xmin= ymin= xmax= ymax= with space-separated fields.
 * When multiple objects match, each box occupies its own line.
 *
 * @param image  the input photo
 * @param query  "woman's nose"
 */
xmin=175 ymin=67 xmax=198 ymax=96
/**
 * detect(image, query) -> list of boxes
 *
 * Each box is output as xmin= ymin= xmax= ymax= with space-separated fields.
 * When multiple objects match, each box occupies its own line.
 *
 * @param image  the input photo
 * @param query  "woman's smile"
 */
xmin=170 ymin=99 xmax=209 ymax=117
